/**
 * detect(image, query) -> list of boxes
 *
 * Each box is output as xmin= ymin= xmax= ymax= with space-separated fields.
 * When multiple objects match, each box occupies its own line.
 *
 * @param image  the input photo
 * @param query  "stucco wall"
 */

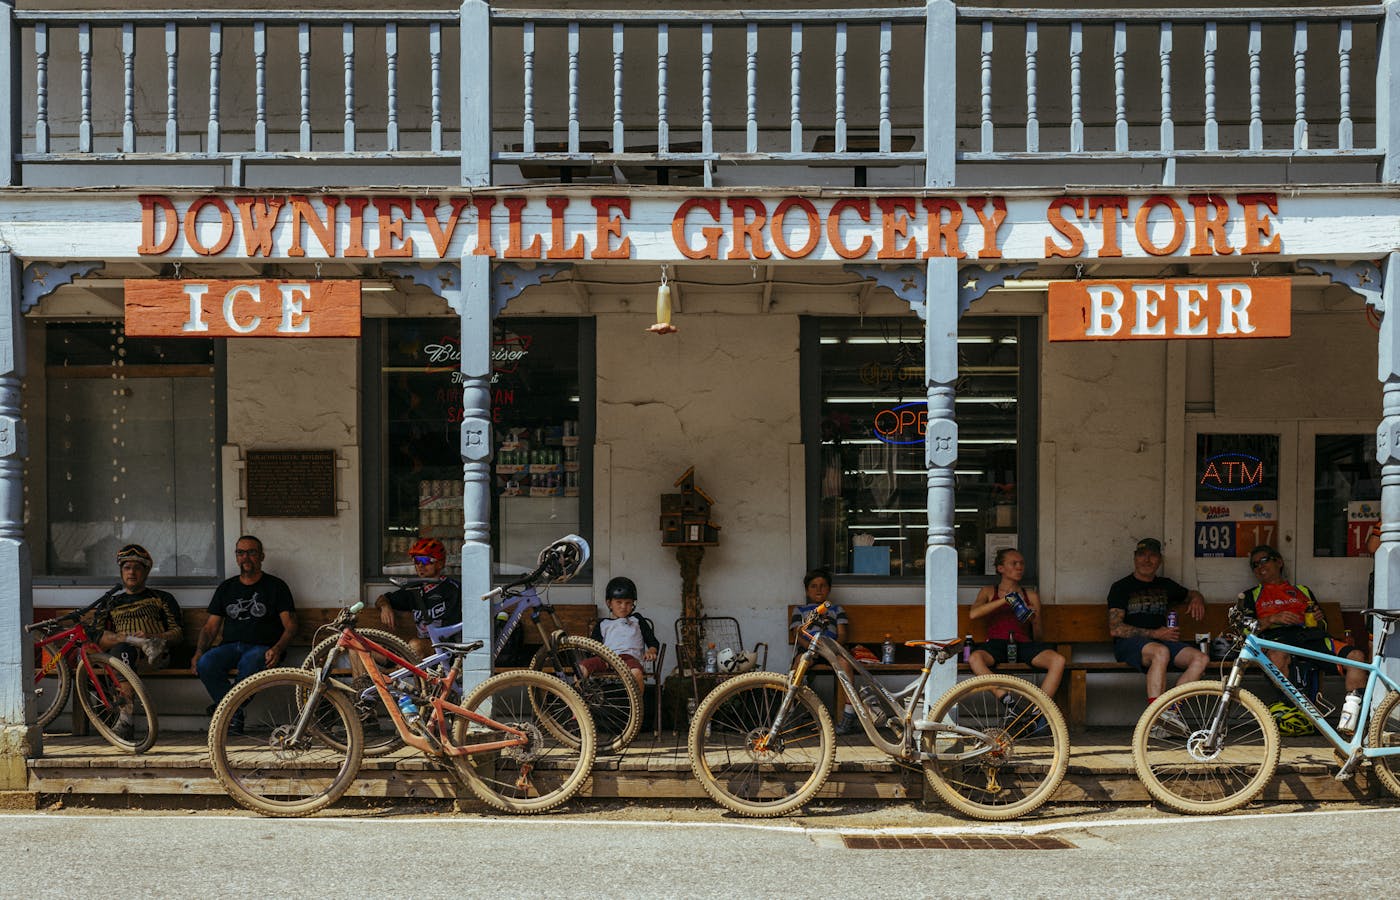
xmin=225 ymin=338 xmax=361 ymax=607
xmin=593 ymin=313 xmax=803 ymax=658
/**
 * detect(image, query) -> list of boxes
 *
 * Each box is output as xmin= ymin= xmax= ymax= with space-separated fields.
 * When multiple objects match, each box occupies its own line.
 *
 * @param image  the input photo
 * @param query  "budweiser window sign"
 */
xmin=124 ymin=279 xmax=361 ymax=338
xmin=1047 ymin=277 xmax=1291 ymax=342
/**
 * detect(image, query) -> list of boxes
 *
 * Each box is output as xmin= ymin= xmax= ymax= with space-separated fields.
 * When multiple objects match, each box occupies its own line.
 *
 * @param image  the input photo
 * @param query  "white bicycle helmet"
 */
xmin=537 ymin=534 xmax=590 ymax=583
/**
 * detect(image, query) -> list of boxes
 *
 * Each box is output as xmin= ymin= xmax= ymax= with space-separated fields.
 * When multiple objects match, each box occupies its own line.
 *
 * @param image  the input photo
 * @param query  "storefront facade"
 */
xmin=1 ymin=1 xmax=1399 ymax=780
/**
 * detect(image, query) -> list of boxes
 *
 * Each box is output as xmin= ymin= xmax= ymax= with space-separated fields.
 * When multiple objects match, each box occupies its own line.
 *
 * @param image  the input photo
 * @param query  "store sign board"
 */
xmin=124 ymin=279 xmax=361 ymax=338
xmin=1047 ymin=277 xmax=1290 ymax=342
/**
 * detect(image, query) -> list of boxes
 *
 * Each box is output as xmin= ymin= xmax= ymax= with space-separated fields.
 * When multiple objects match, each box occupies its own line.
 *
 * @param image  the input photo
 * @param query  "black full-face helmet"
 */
xmin=605 ymin=576 xmax=638 ymax=601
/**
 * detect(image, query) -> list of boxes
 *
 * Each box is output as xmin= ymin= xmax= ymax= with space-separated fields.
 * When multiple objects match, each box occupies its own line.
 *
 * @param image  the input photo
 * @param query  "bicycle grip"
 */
xmin=348 ymin=601 xmax=365 ymax=615
xmin=481 ymin=586 xmax=504 ymax=603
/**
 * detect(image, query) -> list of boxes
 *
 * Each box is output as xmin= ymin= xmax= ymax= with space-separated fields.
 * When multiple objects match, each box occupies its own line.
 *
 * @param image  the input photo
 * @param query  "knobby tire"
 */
xmin=77 ymin=652 xmax=157 ymax=753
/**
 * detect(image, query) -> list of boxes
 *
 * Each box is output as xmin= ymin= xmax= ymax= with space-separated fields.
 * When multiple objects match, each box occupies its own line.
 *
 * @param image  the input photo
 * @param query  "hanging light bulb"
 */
xmin=647 ymin=265 xmax=678 ymax=335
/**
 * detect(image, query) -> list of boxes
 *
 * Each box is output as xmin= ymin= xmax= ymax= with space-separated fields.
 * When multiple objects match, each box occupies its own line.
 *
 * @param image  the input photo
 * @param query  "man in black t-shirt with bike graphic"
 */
xmin=192 ymin=535 xmax=297 ymax=715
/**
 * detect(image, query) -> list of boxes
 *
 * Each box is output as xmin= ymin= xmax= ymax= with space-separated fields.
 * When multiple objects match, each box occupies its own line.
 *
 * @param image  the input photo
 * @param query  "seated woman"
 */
xmin=967 ymin=548 xmax=1066 ymax=713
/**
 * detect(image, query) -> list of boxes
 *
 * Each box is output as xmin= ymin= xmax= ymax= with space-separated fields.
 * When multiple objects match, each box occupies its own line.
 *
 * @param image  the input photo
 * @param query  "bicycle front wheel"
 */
xmin=76 ymin=653 xmax=157 ymax=753
xmin=688 ymin=672 xmax=836 ymax=817
xmin=1366 ymin=689 xmax=1400 ymax=800
xmin=449 ymin=669 xmax=597 ymax=814
xmin=922 ymin=674 xmax=1068 ymax=821
xmin=1131 ymin=681 xmax=1279 ymax=815
xmin=208 ymin=667 xmax=363 ymax=818
xmin=33 ymin=643 xmax=73 ymax=729
xmin=530 ymin=635 xmax=641 ymax=754
xmin=302 ymin=629 xmax=421 ymax=757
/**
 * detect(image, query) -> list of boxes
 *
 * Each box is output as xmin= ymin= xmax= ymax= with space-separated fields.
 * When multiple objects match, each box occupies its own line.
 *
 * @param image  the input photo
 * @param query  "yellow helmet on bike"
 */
xmin=1269 ymin=702 xmax=1315 ymax=736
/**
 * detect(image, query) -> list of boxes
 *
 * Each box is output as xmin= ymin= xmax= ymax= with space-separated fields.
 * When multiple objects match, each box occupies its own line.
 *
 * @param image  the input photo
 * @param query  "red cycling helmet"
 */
xmin=408 ymin=538 xmax=446 ymax=562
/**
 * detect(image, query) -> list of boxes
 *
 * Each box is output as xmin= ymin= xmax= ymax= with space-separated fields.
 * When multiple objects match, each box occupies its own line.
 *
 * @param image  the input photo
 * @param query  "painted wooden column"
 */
xmin=924 ymin=257 xmax=959 ymax=701
xmin=0 ymin=250 xmax=36 ymax=787
xmin=457 ymin=253 xmax=493 ymax=688
xmin=924 ymin=0 xmax=955 ymax=187
xmin=1381 ymin=1 xmax=1400 ymax=184
xmin=0 ymin=0 xmax=16 ymax=187
xmin=460 ymin=0 xmax=491 ymax=187
xmin=1378 ymin=252 xmax=1400 ymax=680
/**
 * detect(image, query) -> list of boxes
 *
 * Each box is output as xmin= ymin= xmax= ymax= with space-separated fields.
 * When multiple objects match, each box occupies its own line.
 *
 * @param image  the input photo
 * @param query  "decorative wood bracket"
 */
xmin=957 ymin=264 xmax=1036 ymax=317
xmin=21 ymin=261 xmax=103 ymax=313
xmin=491 ymin=263 xmax=570 ymax=317
xmin=844 ymin=263 xmax=1036 ymax=319
xmin=381 ymin=262 xmax=462 ymax=306
xmin=1298 ymin=259 xmax=1384 ymax=313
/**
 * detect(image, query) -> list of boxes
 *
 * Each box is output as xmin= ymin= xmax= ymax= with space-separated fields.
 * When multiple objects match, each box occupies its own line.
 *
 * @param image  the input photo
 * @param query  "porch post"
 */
xmin=0 ymin=250 xmax=36 ymax=786
xmin=924 ymin=258 xmax=960 ymax=702
xmin=0 ymin=1 xmax=16 ymax=187
xmin=924 ymin=0 xmax=956 ymax=187
xmin=457 ymin=255 xmax=494 ymax=691
xmin=460 ymin=0 xmax=491 ymax=187
xmin=1378 ymin=251 xmax=1400 ymax=680
xmin=1380 ymin=0 xmax=1399 ymax=184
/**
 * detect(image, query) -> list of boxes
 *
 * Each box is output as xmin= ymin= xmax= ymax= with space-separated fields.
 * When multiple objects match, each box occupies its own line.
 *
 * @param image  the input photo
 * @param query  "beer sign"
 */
xmin=1047 ymin=277 xmax=1291 ymax=341
xmin=124 ymin=279 xmax=361 ymax=338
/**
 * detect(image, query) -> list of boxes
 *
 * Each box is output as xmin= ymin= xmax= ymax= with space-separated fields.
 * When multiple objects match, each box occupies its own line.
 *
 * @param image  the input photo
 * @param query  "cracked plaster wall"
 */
xmin=226 ymin=338 xmax=360 ymax=606
xmin=595 ymin=313 xmax=801 ymax=657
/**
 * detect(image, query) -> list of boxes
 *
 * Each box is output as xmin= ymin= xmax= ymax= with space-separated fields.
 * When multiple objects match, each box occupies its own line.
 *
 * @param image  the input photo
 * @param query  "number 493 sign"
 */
xmin=1195 ymin=504 xmax=1277 ymax=558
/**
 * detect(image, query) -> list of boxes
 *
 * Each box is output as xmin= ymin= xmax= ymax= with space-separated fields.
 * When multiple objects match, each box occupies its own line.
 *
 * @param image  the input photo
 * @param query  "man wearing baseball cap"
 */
xmin=1106 ymin=538 xmax=1209 ymax=728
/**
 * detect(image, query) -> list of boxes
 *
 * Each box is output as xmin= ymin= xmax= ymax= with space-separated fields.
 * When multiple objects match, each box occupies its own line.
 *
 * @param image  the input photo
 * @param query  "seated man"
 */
xmin=1236 ymin=544 xmax=1367 ymax=734
xmin=1107 ymin=538 xmax=1208 ymax=731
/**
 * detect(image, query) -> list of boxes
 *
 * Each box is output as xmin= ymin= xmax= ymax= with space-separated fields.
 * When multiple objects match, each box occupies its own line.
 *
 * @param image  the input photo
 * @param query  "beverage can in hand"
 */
xmin=1006 ymin=591 xmax=1033 ymax=623
xmin=1166 ymin=612 xmax=1178 ymax=629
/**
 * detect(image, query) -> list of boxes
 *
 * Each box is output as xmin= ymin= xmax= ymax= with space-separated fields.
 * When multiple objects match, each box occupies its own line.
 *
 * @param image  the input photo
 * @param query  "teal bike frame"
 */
xmin=1227 ymin=617 xmax=1400 ymax=761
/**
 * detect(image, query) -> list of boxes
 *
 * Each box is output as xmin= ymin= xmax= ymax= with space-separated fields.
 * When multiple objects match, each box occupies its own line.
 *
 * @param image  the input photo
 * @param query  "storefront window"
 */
xmin=1314 ymin=434 xmax=1379 ymax=558
xmin=37 ymin=323 xmax=219 ymax=578
xmin=808 ymin=317 xmax=1029 ymax=579
xmin=1193 ymin=433 xmax=1280 ymax=558
xmin=375 ymin=318 xmax=584 ymax=575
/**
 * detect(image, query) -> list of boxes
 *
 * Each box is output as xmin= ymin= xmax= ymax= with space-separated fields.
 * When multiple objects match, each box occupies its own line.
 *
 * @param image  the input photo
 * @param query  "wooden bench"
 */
xmin=790 ymin=600 xmax=1358 ymax=730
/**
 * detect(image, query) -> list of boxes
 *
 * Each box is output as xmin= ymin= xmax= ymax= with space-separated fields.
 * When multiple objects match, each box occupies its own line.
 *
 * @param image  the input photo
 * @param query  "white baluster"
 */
xmin=657 ymin=24 xmax=669 ymax=153
xmin=1204 ymin=22 xmax=1218 ymax=152
xmin=1025 ymin=22 xmax=1038 ymax=153
xmin=1339 ymin=20 xmax=1353 ymax=151
xmin=790 ymin=24 xmax=802 ymax=154
xmin=1069 ymin=22 xmax=1082 ymax=153
xmin=1294 ymin=21 xmax=1308 ymax=150
xmin=614 ymin=23 xmax=625 ymax=153
xmin=386 ymin=23 xmax=399 ymax=151
xmin=122 ymin=24 xmax=135 ymax=153
xmin=299 ymin=23 xmax=312 ymax=152
xmin=1249 ymin=21 xmax=1262 ymax=150
xmin=208 ymin=23 xmax=222 ymax=153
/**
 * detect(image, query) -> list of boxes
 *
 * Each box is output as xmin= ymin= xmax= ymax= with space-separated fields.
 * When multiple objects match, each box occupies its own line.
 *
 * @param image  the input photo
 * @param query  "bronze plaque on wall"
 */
xmin=246 ymin=450 xmax=337 ymax=518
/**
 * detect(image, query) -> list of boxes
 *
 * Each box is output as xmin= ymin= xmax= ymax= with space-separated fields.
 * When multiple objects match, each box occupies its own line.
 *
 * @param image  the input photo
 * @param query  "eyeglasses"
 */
xmin=412 ymin=555 xmax=437 ymax=565
xmin=1250 ymin=556 xmax=1278 ymax=569
xmin=234 ymin=548 xmax=260 ymax=557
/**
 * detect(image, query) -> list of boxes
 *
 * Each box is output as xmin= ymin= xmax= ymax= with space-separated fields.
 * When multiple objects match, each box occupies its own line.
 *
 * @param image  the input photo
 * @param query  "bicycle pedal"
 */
xmin=1335 ymin=750 xmax=1364 ymax=782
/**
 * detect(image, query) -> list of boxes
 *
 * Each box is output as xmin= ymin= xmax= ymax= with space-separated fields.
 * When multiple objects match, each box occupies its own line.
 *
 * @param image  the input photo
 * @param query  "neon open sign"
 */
xmin=873 ymin=401 xmax=927 ymax=445
xmin=1199 ymin=452 xmax=1265 ymax=492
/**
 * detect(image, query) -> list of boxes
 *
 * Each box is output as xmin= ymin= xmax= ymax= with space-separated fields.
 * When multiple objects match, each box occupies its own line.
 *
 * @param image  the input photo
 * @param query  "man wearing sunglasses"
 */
xmin=1107 ymin=538 xmax=1210 ymax=724
xmin=376 ymin=538 xmax=461 ymax=658
xmin=1236 ymin=544 xmax=1367 ymax=732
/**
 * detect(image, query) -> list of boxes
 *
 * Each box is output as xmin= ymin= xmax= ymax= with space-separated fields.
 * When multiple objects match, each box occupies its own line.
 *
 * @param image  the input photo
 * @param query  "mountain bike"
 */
xmin=688 ymin=601 xmax=1069 ymax=820
xmin=1133 ymin=606 xmax=1400 ymax=814
xmin=26 ymin=613 xmax=158 ymax=752
xmin=207 ymin=536 xmax=597 ymax=817
xmin=300 ymin=539 xmax=640 ymax=755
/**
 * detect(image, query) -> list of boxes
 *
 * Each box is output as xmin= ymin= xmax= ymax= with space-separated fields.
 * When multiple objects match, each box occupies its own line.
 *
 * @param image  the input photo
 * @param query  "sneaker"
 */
xmin=229 ymin=713 xmax=246 ymax=737
xmin=999 ymin=693 xmax=1023 ymax=722
xmin=834 ymin=710 xmax=859 ymax=735
xmin=1157 ymin=703 xmax=1189 ymax=736
xmin=114 ymin=716 xmax=135 ymax=743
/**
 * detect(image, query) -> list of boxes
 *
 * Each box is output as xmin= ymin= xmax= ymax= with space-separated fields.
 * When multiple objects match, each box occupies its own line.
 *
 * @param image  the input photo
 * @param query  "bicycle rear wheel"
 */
xmin=449 ymin=669 xmax=596 ymax=814
xmin=921 ymin=674 xmax=1068 ymax=821
xmin=688 ymin=672 xmax=836 ymax=817
xmin=1131 ymin=681 xmax=1279 ymax=814
xmin=530 ymin=635 xmax=641 ymax=754
xmin=33 ymin=643 xmax=72 ymax=729
xmin=208 ymin=667 xmax=363 ymax=818
xmin=301 ymin=629 xmax=420 ymax=757
xmin=1365 ymin=689 xmax=1400 ymax=800
xmin=76 ymin=653 xmax=157 ymax=753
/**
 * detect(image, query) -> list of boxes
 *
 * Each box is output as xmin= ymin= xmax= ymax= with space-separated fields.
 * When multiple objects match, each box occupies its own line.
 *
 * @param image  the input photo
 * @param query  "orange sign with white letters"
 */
xmin=1047 ymin=277 xmax=1291 ymax=342
xmin=124 ymin=279 xmax=361 ymax=338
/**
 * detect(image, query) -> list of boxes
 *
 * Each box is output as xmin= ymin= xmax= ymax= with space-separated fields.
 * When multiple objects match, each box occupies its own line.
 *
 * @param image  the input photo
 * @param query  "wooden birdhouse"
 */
xmin=660 ymin=466 xmax=720 ymax=546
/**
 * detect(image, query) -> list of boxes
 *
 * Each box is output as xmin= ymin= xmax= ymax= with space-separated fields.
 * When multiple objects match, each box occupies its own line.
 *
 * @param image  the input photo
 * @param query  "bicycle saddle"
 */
xmin=432 ymin=640 xmax=484 ymax=655
xmin=1363 ymin=607 xmax=1400 ymax=623
xmin=906 ymin=637 xmax=963 ymax=651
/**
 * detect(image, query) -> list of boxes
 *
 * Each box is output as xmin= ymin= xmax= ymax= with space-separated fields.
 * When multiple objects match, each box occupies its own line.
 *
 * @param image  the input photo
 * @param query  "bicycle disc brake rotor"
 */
xmin=744 ymin=727 xmax=784 ymax=758
xmin=1184 ymin=730 xmax=1222 ymax=762
xmin=267 ymin=724 xmax=313 ymax=759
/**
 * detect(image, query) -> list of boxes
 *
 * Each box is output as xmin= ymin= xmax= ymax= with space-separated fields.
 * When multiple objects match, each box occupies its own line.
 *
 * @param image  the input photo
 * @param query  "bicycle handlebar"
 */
xmin=476 ymin=534 xmax=590 ymax=603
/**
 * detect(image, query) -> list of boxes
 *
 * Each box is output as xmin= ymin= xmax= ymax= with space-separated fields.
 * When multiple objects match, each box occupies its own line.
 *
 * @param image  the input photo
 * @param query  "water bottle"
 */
xmin=882 ymin=633 xmax=896 ymax=665
xmin=961 ymin=635 xmax=974 ymax=663
xmin=1339 ymin=691 xmax=1362 ymax=734
xmin=704 ymin=643 xmax=718 ymax=674
xmin=857 ymin=684 xmax=887 ymax=725
xmin=396 ymin=692 xmax=420 ymax=726
xmin=1006 ymin=633 xmax=1018 ymax=664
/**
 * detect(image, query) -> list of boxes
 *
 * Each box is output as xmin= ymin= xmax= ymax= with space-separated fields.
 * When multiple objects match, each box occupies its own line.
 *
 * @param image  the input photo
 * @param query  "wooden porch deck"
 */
xmin=26 ymin=727 xmax=1388 ymax=806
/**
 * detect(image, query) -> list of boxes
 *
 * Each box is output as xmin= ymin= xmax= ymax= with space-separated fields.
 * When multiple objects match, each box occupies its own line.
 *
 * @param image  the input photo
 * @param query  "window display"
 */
xmin=376 ymin=318 xmax=584 ymax=575
xmin=809 ymin=316 xmax=1028 ymax=579
xmin=1193 ymin=433 xmax=1280 ymax=558
xmin=1313 ymin=434 xmax=1379 ymax=558
xmin=34 ymin=322 xmax=219 ymax=578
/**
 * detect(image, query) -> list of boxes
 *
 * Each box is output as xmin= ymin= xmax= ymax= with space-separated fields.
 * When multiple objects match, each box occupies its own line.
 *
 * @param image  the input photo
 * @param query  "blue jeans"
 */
xmin=196 ymin=642 xmax=270 ymax=707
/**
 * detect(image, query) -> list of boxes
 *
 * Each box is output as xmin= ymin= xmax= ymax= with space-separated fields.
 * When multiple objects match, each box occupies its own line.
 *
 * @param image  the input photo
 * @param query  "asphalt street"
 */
xmin=1 ymin=800 xmax=1395 ymax=898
